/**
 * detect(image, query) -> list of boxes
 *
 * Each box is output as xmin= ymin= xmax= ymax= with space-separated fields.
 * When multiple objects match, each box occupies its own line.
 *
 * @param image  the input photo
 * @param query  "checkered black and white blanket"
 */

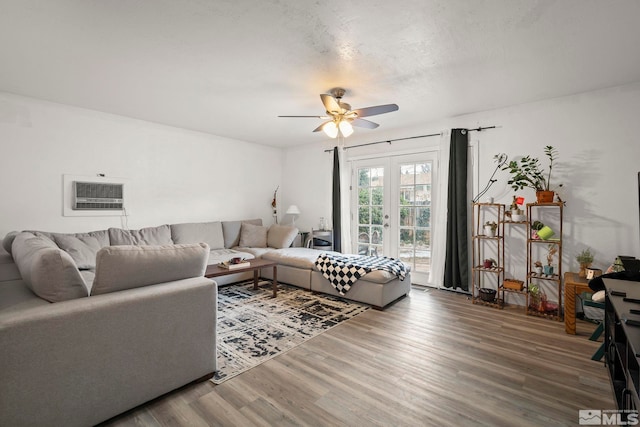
xmin=314 ymin=253 xmax=407 ymax=295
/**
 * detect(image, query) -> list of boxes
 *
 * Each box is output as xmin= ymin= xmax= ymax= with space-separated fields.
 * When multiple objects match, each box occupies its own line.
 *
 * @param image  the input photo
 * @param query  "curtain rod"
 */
xmin=324 ymin=125 xmax=497 ymax=152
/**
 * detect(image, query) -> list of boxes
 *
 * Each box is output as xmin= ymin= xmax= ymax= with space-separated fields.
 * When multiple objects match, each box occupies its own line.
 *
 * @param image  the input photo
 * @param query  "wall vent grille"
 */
xmin=72 ymin=181 xmax=124 ymax=210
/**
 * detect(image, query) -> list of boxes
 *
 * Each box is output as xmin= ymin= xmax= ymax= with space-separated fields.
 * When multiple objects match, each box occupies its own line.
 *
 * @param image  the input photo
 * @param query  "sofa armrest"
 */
xmin=0 ymin=277 xmax=217 ymax=427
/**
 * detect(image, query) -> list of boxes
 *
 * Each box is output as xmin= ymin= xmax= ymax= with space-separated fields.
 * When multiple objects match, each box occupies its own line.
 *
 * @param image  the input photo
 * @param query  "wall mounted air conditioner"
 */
xmin=72 ymin=181 xmax=124 ymax=210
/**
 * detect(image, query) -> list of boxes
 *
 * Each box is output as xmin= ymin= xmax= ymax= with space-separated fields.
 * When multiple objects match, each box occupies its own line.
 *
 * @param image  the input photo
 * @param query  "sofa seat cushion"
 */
xmin=234 ymin=247 xmax=276 ymax=258
xmin=11 ymin=232 xmax=90 ymax=302
xmin=171 ymin=221 xmax=225 ymax=249
xmin=207 ymin=248 xmax=255 ymax=265
xmin=91 ymin=243 xmax=210 ymax=295
xmin=262 ymin=248 xmax=410 ymax=284
xmin=0 ymin=279 xmax=50 ymax=315
xmin=108 ymin=225 xmax=173 ymax=246
xmin=262 ymin=247 xmax=339 ymax=270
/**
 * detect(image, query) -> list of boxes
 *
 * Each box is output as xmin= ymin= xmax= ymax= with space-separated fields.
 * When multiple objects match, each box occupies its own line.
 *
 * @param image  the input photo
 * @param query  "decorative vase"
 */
xmin=543 ymin=265 xmax=554 ymax=276
xmin=484 ymin=226 xmax=496 ymax=237
xmin=483 ymin=259 xmax=493 ymax=268
xmin=534 ymin=266 xmax=543 ymax=275
xmin=536 ymin=190 xmax=555 ymax=203
xmin=578 ymin=263 xmax=591 ymax=278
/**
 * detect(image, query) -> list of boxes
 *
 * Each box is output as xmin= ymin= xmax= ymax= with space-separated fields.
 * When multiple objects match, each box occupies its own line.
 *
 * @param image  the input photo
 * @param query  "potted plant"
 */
xmin=483 ymin=258 xmax=497 ymax=269
xmin=529 ymin=283 xmax=542 ymax=310
xmin=576 ymin=248 xmax=594 ymax=278
xmin=502 ymin=146 xmax=560 ymax=203
xmin=534 ymin=261 xmax=543 ymax=275
xmin=544 ymin=243 xmax=558 ymax=275
xmin=484 ymin=221 xmax=498 ymax=237
xmin=531 ymin=220 xmax=544 ymax=239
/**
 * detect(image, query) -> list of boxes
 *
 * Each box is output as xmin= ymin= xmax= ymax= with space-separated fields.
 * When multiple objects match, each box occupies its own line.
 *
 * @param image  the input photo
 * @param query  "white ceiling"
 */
xmin=1 ymin=0 xmax=640 ymax=148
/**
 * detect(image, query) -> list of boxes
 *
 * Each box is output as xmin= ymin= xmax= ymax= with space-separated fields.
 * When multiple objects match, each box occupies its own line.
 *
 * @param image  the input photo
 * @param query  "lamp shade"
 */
xmin=322 ymin=121 xmax=338 ymax=138
xmin=286 ymin=205 xmax=301 ymax=215
xmin=339 ymin=120 xmax=354 ymax=137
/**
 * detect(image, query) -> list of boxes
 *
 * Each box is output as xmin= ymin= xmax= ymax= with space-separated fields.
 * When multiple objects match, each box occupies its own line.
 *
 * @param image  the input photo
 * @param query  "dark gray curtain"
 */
xmin=444 ymin=129 xmax=469 ymax=290
xmin=332 ymin=147 xmax=342 ymax=252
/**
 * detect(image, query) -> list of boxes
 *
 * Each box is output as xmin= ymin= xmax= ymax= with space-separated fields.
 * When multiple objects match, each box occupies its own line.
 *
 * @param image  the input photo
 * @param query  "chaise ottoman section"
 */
xmin=262 ymin=248 xmax=411 ymax=307
xmin=311 ymin=270 xmax=411 ymax=309
xmin=259 ymin=247 xmax=329 ymax=290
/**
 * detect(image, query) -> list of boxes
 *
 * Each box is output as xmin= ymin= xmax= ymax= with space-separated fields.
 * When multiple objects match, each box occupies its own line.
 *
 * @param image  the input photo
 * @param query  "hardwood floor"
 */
xmin=101 ymin=287 xmax=614 ymax=426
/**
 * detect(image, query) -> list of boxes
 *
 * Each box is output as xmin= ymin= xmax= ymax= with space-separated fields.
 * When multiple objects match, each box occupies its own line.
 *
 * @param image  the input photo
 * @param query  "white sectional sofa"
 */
xmin=0 ymin=218 xmax=410 ymax=426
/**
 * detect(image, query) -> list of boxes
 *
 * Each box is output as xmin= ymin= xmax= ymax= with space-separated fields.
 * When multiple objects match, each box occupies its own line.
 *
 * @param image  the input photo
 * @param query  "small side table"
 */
xmin=564 ymin=271 xmax=592 ymax=334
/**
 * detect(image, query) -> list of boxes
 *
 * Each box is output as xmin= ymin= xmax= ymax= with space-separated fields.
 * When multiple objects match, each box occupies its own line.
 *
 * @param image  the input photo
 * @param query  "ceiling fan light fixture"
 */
xmin=323 ymin=121 xmax=339 ymax=138
xmin=339 ymin=120 xmax=354 ymax=137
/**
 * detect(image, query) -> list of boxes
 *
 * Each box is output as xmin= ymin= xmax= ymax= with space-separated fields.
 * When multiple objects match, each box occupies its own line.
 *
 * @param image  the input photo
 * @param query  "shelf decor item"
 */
xmin=484 ymin=221 xmax=498 ymax=237
xmin=483 ymin=258 xmax=496 ymax=269
xmin=534 ymin=261 xmax=543 ymax=275
xmin=502 ymin=146 xmax=560 ymax=203
xmin=503 ymin=278 xmax=524 ymax=291
xmin=478 ymin=287 xmax=497 ymax=302
xmin=537 ymin=225 xmax=555 ymax=240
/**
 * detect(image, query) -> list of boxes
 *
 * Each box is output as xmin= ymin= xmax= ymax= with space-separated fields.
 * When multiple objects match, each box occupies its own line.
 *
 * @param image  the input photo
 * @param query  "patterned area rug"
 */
xmin=212 ymin=280 xmax=368 ymax=384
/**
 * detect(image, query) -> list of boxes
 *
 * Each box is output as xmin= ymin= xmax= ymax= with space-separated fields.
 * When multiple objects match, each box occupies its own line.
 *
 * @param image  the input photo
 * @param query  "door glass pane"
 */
xmin=400 ymin=187 xmax=414 ymax=205
xmin=400 ymin=206 xmax=415 ymax=227
xmin=357 ymin=166 xmax=384 ymax=257
xmin=415 ymin=184 xmax=430 ymax=205
xmin=397 ymin=161 xmax=432 ymax=273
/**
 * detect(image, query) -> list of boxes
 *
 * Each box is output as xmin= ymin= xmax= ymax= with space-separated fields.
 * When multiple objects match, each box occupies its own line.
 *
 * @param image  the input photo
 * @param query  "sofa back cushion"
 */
xmin=52 ymin=234 xmax=102 ymax=270
xmin=91 ymin=243 xmax=209 ymax=295
xmin=171 ymin=221 xmax=224 ymax=249
xmin=267 ymin=224 xmax=299 ymax=249
xmin=108 ymin=225 xmax=173 ymax=246
xmin=239 ymin=222 xmax=268 ymax=248
xmin=222 ymin=219 xmax=262 ymax=248
xmin=11 ymin=232 xmax=89 ymax=302
xmin=2 ymin=231 xmax=19 ymax=255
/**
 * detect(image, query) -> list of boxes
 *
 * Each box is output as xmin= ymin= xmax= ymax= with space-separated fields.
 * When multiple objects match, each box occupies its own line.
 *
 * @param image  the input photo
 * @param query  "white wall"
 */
xmin=282 ymin=83 xmax=640 ymax=287
xmin=0 ymin=92 xmax=283 ymax=237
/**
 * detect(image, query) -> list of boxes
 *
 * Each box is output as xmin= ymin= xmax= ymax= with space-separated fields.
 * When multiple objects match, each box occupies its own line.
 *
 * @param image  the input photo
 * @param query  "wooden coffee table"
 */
xmin=205 ymin=258 xmax=278 ymax=297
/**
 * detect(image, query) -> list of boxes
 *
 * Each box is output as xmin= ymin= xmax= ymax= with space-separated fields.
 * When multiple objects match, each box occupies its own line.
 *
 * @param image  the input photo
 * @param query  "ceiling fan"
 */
xmin=278 ymin=88 xmax=399 ymax=138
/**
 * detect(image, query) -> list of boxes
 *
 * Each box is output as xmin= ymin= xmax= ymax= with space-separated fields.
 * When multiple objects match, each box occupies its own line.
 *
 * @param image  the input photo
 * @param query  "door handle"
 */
xmin=384 ymin=223 xmax=389 ymax=228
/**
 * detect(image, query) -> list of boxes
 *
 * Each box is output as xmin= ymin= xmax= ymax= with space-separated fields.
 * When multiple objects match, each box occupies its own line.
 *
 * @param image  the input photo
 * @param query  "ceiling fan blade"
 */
xmin=312 ymin=121 xmax=332 ymax=132
xmin=352 ymin=104 xmax=399 ymax=118
xmin=351 ymin=118 xmax=379 ymax=129
xmin=320 ymin=94 xmax=341 ymax=115
xmin=278 ymin=115 xmax=327 ymax=118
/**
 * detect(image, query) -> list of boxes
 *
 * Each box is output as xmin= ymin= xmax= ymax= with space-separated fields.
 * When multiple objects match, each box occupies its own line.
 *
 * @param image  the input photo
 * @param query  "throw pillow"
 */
xmin=91 ymin=243 xmax=209 ymax=295
xmin=267 ymin=224 xmax=299 ymax=249
xmin=53 ymin=234 xmax=102 ymax=270
xmin=238 ymin=222 xmax=268 ymax=248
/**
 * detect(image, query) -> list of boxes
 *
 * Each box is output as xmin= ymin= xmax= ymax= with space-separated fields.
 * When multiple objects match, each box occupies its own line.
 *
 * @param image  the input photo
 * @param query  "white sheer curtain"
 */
xmin=429 ymin=131 xmax=450 ymax=287
xmin=339 ymin=144 xmax=352 ymax=253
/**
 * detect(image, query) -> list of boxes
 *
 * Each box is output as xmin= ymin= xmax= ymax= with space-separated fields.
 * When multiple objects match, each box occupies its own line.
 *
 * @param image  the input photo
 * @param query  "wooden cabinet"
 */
xmin=471 ymin=203 xmax=504 ymax=308
xmin=526 ymin=202 xmax=563 ymax=320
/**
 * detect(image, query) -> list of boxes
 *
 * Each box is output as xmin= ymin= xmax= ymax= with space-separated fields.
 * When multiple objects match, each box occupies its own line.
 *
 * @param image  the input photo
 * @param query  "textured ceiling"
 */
xmin=1 ymin=0 xmax=640 ymax=147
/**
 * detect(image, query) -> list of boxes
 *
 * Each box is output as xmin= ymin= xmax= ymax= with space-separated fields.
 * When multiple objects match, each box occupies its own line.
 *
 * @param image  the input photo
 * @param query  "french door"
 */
xmin=351 ymin=152 xmax=437 ymax=285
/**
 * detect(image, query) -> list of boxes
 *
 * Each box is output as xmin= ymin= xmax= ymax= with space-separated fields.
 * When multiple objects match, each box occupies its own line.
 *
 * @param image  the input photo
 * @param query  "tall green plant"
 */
xmin=502 ymin=146 xmax=558 ymax=191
